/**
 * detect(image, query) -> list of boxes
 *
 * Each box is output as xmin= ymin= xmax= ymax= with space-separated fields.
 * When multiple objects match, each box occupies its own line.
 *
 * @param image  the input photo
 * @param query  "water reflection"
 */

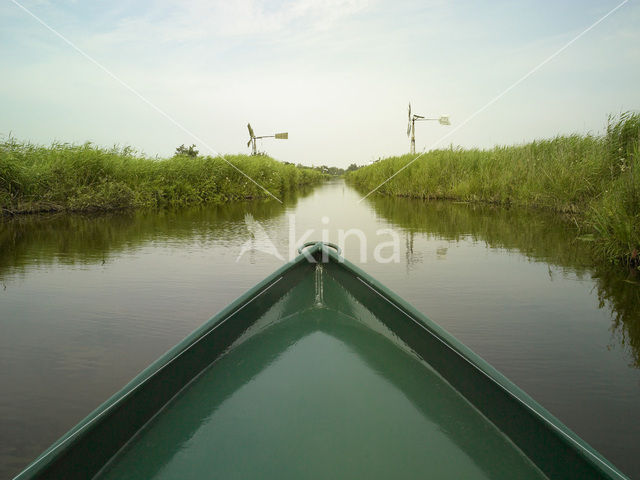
xmin=594 ymin=268 xmax=640 ymax=367
xmin=2 ymin=185 xmax=639 ymax=368
xmin=2 ymin=180 xmax=640 ymax=478
xmin=363 ymin=194 xmax=640 ymax=368
xmin=0 ymin=187 xmax=312 ymax=279
xmin=1 ymin=187 xmax=638 ymax=368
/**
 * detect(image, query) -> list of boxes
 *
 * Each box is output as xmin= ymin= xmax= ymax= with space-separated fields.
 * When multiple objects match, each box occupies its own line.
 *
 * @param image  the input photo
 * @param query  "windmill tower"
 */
xmin=247 ymin=123 xmax=288 ymax=155
xmin=407 ymin=103 xmax=450 ymax=154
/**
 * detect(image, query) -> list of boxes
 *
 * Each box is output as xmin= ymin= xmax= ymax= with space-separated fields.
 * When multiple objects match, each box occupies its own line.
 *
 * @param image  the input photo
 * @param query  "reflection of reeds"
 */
xmin=365 ymin=198 xmax=593 ymax=271
xmin=364 ymin=196 xmax=640 ymax=368
xmin=594 ymin=267 xmax=640 ymax=368
xmin=0 ymin=196 xmax=304 ymax=279
xmin=0 ymin=142 xmax=324 ymax=214
xmin=348 ymin=113 xmax=640 ymax=267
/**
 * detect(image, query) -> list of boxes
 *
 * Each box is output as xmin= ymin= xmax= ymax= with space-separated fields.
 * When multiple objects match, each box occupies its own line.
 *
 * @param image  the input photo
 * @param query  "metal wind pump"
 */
xmin=407 ymin=103 xmax=450 ymax=154
xmin=247 ymin=123 xmax=288 ymax=155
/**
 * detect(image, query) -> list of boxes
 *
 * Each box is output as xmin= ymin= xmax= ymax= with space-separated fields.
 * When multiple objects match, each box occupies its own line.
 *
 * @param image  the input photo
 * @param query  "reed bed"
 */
xmin=347 ymin=113 xmax=640 ymax=267
xmin=0 ymin=141 xmax=325 ymax=214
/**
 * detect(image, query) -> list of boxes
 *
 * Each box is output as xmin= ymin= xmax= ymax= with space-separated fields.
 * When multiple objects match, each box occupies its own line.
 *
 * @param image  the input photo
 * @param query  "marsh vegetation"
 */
xmin=0 ymin=141 xmax=325 ymax=214
xmin=347 ymin=113 xmax=640 ymax=267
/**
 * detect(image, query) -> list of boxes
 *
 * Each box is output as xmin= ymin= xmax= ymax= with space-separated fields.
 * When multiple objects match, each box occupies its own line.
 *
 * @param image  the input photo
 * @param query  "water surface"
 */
xmin=1 ymin=180 xmax=639 ymax=478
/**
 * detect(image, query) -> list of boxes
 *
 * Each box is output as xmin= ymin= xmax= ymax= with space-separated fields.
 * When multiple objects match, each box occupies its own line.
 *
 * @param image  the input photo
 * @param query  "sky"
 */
xmin=1 ymin=0 xmax=639 ymax=167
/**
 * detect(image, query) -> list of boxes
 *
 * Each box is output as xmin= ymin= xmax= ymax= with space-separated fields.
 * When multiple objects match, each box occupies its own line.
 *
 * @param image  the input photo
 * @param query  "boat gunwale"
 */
xmin=13 ymin=242 xmax=629 ymax=480
xmin=321 ymin=246 xmax=627 ymax=480
xmin=12 ymin=246 xmax=320 ymax=480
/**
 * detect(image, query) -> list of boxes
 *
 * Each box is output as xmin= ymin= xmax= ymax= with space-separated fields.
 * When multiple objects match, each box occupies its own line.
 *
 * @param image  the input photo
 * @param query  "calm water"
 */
xmin=1 ymin=180 xmax=639 ymax=478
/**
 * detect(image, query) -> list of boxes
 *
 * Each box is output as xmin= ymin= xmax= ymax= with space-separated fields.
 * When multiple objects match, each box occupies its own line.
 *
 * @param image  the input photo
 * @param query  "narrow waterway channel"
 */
xmin=1 ymin=179 xmax=639 ymax=478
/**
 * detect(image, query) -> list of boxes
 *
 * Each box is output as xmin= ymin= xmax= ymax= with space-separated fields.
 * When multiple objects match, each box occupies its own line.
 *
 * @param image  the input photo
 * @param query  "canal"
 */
xmin=1 ymin=180 xmax=639 ymax=478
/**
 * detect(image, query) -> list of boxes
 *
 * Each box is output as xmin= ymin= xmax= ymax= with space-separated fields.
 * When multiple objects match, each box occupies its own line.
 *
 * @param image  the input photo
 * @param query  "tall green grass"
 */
xmin=0 ymin=141 xmax=325 ymax=213
xmin=347 ymin=113 xmax=640 ymax=267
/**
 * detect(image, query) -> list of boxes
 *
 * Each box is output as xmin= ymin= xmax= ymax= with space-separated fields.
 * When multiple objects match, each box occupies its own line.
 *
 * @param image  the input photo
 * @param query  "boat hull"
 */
xmin=14 ymin=243 xmax=627 ymax=479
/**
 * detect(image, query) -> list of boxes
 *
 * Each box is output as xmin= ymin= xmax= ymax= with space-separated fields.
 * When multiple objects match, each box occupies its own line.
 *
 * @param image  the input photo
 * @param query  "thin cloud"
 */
xmin=2 ymin=0 xmax=638 ymax=167
xmin=89 ymin=0 xmax=369 ymax=48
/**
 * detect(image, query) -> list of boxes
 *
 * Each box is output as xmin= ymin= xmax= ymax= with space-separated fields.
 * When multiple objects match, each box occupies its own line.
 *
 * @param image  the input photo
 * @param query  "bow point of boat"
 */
xmin=14 ymin=243 xmax=628 ymax=480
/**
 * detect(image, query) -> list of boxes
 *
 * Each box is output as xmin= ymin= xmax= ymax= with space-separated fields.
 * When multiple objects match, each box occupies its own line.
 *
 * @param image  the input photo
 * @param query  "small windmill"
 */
xmin=407 ymin=103 xmax=450 ymax=154
xmin=247 ymin=123 xmax=288 ymax=155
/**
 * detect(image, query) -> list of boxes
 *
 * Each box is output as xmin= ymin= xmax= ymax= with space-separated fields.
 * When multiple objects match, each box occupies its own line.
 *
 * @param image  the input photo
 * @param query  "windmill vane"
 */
xmin=406 ymin=102 xmax=451 ymax=154
xmin=246 ymin=123 xmax=288 ymax=155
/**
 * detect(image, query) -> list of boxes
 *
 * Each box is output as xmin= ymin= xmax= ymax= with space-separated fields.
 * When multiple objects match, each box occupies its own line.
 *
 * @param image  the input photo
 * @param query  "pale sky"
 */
xmin=1 ymin=0 xmax=639 ymax=167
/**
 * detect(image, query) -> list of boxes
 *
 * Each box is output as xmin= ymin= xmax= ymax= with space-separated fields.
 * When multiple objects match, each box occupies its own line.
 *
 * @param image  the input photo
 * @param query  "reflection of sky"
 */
xmin=1 ymin=180 xmax=640 ymax=477
xmin=1 ymin=0 xmax=639 ymax=166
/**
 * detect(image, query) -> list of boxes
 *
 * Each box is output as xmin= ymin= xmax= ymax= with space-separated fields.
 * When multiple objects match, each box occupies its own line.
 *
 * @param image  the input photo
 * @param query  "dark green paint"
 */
xmin=13 ymin=243 xmax=627 ymax=479
xmin=96 ymin=309 xmax=544 ymax=480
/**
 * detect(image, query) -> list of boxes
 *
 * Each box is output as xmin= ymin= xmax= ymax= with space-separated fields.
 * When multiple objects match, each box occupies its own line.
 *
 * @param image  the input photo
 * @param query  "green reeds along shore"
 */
xmin=347 ymin=113 xmax=640 ymax=267
xmin=0 ymin=141 xmax=325 ymax=214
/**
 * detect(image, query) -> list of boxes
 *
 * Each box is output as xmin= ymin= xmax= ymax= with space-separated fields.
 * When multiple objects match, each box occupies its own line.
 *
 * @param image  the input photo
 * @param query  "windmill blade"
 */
xmin=407 ymin=103 xmax=412 ymax=137
xmin=247 ymin=123 xmax=255 ymax=138
xmin=408 ymin=102 xmax=411 ymax=121
xmin=247 ymin=138 xmax=252 ymax=148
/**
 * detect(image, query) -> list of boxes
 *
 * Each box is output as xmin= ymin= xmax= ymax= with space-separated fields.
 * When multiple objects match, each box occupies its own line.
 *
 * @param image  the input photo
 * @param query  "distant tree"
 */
xmin=305 ymin=164 xmax=347 ymax=176
xmin=175 ymin=144 xmax=199 ymax=157
xmin=346 ymin=163 xmax=359 ymax=172
xmin=327 ymin=166 xmax=345 ymax=176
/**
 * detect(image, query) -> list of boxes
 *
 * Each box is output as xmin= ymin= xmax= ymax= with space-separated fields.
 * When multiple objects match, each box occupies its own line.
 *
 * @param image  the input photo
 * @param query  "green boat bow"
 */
xmin=14 ymin=243 xmax=628 ymax=479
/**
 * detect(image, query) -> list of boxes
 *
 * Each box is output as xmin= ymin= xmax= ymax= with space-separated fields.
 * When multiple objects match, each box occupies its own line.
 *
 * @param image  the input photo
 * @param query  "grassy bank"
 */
xmin=347 ymin=113 xmax=640 ymax=267
xmin=0 ymin=141 xmax=325 ymax=214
